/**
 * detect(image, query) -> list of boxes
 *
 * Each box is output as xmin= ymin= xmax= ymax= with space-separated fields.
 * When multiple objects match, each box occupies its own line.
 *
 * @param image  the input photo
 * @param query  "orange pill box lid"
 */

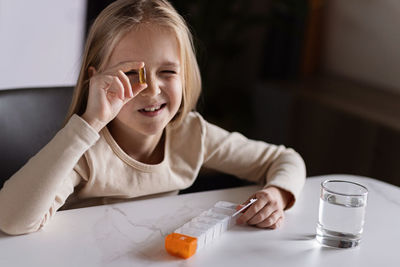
xmin=165 ymin=233 xmax=198 ymax=259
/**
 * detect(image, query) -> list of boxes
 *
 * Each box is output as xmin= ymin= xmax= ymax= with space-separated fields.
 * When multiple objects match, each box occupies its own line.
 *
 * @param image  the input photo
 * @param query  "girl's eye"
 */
xmin=161 ymin=70 xmax=177 ymax=74
xmin=124 ymin=70 xmax=138 ymax=76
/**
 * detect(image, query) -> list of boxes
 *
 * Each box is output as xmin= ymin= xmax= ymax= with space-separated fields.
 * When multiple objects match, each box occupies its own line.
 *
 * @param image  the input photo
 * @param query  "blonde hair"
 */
xmin=65 ymin=0 xmax=201 ymax=126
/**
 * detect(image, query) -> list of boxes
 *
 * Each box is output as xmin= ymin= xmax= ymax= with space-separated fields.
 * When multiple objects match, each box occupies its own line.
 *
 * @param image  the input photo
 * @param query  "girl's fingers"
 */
xmin=116 ymin=70 xmax=147 ymax=103
xmin=247 ymin=203 xmax=276 ymax=226
xmin=236 ymin=188 xmax=287 ymax=228
xmin=117 ymin=62 xmax=148 ymax=98
xmin=235 ymin=195 xmax=254 ymax=213
xmin=274 ymin=217 xmax=284 ymax=229
xmin=106 ymin=62 xmax=147 ymax=101
xmin=95 ymin=71 xmax=144 ymax=104
xmin=105 ymin=75 xmax=125 ymax=100
xmin=242 ymin=195 xmax=256 ymax=206
xmin=256 ymin=210 xmax=283 ymax=229
xmin=236 ymin=197 xmax=267 ymax=225
xmin=117 ymin=70 xmax=133 ymax=98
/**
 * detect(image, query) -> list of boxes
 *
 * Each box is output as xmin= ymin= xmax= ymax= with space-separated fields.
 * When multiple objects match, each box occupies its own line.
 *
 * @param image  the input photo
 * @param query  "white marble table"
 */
xmin=1 ymin=175 xmax=399 ymax=267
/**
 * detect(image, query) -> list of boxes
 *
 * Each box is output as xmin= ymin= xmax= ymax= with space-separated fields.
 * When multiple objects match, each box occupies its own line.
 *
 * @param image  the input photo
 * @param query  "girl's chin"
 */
xmin=134 ymin=119 xmax=170 ymax=136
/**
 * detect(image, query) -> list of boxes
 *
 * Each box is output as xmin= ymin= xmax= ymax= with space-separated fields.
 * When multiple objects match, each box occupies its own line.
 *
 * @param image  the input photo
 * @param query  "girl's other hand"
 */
xmin=82 ymin=61 xmax=147 ymax=132
xmin=236 ymin=186 xmax=293 ymax=229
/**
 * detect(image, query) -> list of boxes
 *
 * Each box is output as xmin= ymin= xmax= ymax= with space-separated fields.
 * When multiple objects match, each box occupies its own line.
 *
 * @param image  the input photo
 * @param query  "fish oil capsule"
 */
xmin=138 ymin=66 xmax=146 ymax=84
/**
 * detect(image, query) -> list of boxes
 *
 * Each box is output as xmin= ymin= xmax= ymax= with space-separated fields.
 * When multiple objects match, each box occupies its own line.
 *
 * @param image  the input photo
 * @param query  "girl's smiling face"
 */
xmin=106 ymin=24 xmax=183 ymax=137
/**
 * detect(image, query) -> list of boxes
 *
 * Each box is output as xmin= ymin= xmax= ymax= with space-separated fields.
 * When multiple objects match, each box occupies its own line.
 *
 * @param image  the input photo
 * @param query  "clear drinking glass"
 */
xmin=316 ymin=180 xmax=368 ymax=248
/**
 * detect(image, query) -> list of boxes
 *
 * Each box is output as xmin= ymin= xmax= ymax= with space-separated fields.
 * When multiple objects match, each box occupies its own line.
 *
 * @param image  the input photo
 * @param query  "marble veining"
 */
xmin=90 ymin=199 xmax=208 ymax=264
xmin=0 ymin=175 xmax=399 ymax=267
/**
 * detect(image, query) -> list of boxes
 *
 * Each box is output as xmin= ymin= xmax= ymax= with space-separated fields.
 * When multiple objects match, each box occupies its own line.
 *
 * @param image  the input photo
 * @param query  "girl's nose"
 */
xmin=140 ymin=77 xmax=161 ymax=97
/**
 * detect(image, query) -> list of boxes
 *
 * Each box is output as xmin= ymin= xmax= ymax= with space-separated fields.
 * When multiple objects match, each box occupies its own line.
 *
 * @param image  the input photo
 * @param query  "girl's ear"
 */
xmin=88 ymin=66 xmax=97 ymax=78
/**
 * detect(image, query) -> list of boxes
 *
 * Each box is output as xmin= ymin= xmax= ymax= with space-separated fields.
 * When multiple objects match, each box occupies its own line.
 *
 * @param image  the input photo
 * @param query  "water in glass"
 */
xmin=316 ymin=180 xmax=368 ymax=248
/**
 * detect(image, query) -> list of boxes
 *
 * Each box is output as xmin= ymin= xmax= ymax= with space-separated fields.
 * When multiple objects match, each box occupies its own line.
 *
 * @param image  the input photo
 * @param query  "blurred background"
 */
xmin=1 ymin=0 xmax=399 ymax=188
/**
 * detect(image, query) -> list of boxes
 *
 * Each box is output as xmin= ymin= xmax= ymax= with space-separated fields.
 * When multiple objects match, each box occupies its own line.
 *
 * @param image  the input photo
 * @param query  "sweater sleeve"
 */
xmin=0 ymin=115 xmax=99 ymax=235
xmin=201 ymin=118 xmax=306 ymax=208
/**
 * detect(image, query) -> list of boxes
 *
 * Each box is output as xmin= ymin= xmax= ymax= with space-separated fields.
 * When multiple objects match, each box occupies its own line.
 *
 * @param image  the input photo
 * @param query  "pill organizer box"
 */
xmin=164 ymin=201 xmax=240 ymax=259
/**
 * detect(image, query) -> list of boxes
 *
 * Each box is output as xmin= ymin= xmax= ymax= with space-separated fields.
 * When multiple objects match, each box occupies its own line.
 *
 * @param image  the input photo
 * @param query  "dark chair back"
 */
xmin=0 ymin=86 xmax=74 ymax=187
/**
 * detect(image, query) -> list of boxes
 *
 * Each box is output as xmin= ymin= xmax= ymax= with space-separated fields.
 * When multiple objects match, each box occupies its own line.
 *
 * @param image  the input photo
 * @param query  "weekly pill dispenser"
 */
xmin=165 ymin=198 xmax=257 ymax=259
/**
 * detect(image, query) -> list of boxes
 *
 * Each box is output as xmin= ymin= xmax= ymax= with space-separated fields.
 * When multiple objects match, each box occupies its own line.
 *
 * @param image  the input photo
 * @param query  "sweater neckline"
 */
xmin=101 ymin=126 xmax=169 ymax=172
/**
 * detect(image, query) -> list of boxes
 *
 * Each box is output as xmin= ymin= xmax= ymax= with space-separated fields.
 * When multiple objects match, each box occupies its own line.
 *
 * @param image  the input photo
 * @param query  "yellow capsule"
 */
xmin=139 ymin=66 xmax=146 ymax=84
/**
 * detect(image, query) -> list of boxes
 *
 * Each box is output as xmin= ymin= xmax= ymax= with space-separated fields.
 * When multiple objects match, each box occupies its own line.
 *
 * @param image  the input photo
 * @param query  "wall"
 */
xmin=0 ymin=0 xmax=86 ymax=90
xmin=322 ymin=0 xmax=400 ymax=94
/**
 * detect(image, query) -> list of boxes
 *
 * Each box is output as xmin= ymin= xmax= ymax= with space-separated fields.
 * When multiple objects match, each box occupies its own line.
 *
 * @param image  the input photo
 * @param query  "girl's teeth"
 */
xmin=144 ymin=106 xmax=161 ymax=112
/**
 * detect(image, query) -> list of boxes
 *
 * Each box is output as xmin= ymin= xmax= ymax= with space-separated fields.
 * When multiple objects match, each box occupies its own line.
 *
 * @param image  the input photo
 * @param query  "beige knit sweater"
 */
xmin=0 ymin=112 xmax=305 ymax=235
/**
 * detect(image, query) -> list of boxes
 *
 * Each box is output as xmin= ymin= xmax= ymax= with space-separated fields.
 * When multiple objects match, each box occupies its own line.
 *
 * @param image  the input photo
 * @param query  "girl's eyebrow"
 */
xmin=160 ymin=61 xmax=180 ymax=68
xmin=116 ymin=61 xmax=180 ymax=69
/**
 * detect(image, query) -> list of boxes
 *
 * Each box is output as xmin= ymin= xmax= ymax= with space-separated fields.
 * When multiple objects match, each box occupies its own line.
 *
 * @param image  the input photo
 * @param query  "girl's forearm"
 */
xmin=0 ymin=115 xmax=99 ymax=235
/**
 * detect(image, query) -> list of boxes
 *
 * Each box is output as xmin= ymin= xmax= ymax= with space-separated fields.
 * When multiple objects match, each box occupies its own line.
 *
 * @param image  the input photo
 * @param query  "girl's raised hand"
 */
xmin=236 ymin=186 xmax=293 ymax=229
xmin=82 ymin=61 xmax=147 ymax=132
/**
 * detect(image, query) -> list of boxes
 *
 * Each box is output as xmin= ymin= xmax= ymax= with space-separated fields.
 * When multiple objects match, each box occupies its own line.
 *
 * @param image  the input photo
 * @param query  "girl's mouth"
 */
xmin=138 ymin=103 xmax=167 ymax=116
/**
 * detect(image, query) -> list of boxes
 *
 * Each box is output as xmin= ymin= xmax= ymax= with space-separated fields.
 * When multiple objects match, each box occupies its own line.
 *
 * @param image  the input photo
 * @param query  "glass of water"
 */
xmin=316 ymin=180 xmax=368 ymax=248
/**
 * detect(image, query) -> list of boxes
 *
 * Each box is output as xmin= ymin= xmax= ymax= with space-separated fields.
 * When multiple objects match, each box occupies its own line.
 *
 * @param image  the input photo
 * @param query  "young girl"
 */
xmin=0 ymin=0 xmax=305 ymax=235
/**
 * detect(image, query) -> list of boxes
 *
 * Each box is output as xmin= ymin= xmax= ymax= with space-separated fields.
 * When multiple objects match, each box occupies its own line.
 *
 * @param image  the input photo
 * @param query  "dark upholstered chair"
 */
xmin=0 ymin=86 xmax=252 ymax=192
xmin=0 ymin=86 xmax=74 ymax=188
